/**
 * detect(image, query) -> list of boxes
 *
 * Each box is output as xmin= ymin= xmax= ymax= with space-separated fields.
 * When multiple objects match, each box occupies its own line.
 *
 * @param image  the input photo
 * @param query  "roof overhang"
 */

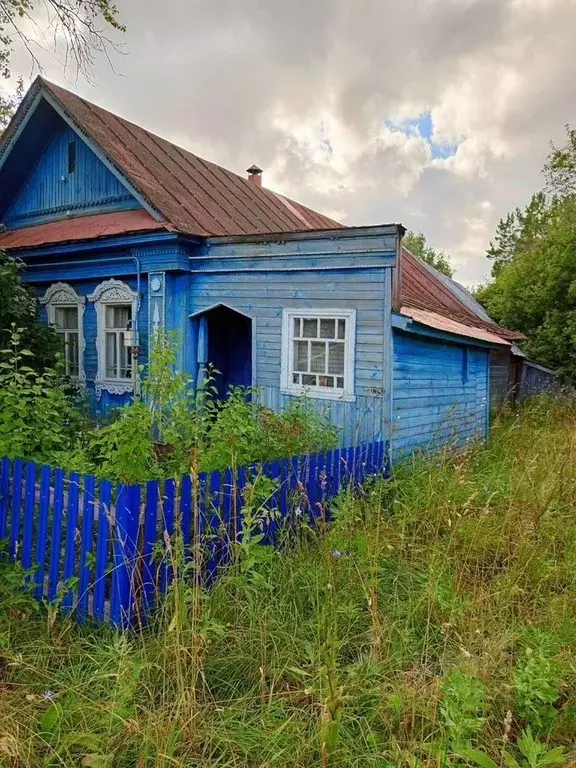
xmin=394 ymin=306 xmax=512 ymax=349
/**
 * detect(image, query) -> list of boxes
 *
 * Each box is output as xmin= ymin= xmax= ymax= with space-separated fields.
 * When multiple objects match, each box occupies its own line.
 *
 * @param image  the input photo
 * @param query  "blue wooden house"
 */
xmin=0 ymin=77 xmax=522 ymax=460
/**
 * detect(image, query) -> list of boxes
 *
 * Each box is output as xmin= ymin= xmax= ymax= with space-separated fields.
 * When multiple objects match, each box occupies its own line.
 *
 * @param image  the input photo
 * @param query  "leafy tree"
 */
xmin=0 ymin=250 xmax=60 ymax=370
xmin=486 ymin=192 xmax=553 ymax=277
xmin=0 ymin=76 xmax=22 ymax=132
xmin=404 ymin=231 xmax=454 ymax=277
xmin=543 ymin=123 xmax=576 ymax=197
xmin=476 ymin=125 xmax=576 ymax=382
xmin=475 ymin=195 xmax=576 ymax=381
xmin=0 ymin=0 xmax=124 ymax=82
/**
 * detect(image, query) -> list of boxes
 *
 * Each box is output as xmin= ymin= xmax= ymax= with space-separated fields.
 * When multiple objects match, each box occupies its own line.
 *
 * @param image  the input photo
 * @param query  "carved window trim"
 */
xmin=88 ymin=279 xmax=139 ymax=399
xmin=40 ymin=282 xmax=86 ymax=384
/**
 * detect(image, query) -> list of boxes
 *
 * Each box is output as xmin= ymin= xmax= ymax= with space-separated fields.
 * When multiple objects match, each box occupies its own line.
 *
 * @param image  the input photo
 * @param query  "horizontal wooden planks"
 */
xmin=391 ymin=330 xmax=488 ymax=457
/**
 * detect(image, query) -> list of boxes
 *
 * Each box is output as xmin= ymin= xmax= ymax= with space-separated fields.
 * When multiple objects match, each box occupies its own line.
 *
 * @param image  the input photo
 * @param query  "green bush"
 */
xmin=0 ymin=326 xmax=84 ymax=463
xmin=63 ymin=332 xmax=339 ymax=482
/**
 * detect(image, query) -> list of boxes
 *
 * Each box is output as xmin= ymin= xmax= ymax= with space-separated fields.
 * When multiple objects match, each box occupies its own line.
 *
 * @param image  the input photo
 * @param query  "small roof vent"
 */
xmin=246 ymin=164 xmax=263 ymax=186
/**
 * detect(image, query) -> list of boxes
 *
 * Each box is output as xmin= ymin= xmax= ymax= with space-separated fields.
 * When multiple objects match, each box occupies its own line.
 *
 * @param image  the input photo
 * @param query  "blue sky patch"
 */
xmin=386 ymin=110 xmax=458 ymax=160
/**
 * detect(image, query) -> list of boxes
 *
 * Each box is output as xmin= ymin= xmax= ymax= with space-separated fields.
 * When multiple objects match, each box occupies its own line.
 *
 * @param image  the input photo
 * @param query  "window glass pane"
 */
xmin=55 ymin=306 xmax=78 ymax=330
xmin=319 ymin=376 xmax=334 ymax=388
xmin=310 ymin=341 xmax=326 ymax=373
xmin=302 ymin=318 xmax=318 ymax=338
xmin=302 ymin=373 xmax=317 ymax=386
xmin=336 ymin=377 xmax=344 ymax=389
xmin=292 ymin=373 xmax=300 ymax=385
xmin=119 ymin=335 xmax=130 ymax=378
xmin=327 ymin=342 xmax=345 ymax=375
xmin=105 ymin=304 xmax=131 ymax=330
xmin=67 ymin=332 xmax=79 ymax=376
xmin=294 ymin=340 xmax=308 ymax=372
xmin=320 ymin=319 xmax=336 ymax=339
xmin=105 ymin=332 xmax=117 ymax=377
xmin=337 ymin=319 xmax=346 ymax=339
xmin=293 ymin=317 xmax=301 ymax=337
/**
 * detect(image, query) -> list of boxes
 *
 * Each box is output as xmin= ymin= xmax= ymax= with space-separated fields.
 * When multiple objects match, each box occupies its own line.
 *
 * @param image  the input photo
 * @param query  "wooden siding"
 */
xmin=392 ymin=331 xmax=489 ymax=457
xmin=489 ymin=348 xmax=513 ymax=407
xmin=5 ymin=124 xmax=140 ymax=229
xmin=188 ymin=260 xmax=393 ymax=446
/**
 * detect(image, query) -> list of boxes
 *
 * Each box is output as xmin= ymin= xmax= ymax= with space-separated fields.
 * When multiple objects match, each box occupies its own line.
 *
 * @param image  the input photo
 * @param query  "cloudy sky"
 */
xmin=4 ymin=0 xmax=576 ymax=285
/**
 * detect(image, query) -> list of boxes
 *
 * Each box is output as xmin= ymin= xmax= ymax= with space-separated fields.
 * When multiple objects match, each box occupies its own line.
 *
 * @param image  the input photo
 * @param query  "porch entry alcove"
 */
xmin=192 ymin=304 xmax=253 ymax=398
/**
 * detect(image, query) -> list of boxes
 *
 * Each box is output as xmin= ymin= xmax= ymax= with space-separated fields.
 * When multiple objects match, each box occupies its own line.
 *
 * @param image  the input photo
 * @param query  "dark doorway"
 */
xmin=204 ymin=305 xmax=252 ymax=398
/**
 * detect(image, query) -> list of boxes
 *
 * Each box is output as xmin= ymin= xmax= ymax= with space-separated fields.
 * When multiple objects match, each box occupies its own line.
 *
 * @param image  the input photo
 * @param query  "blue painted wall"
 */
xmin=391 ymin=330 xmax=489 ymax=457
xmin=187 ymin=229 xmax=397 ymax=446
xmin=5 ymin=123 xmax=140 ymax=229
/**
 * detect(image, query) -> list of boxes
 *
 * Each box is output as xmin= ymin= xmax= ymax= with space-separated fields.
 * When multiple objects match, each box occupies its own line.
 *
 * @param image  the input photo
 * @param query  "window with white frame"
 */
xmin=281 ymin=308 xmax=356 ymax=400
xmin=40 ymin=283 xmax=85 ymax=381
xmin=88 ymin=279 xmax=139 ymax=398
xmin=105 ymin=304 xmax=132 ymax=379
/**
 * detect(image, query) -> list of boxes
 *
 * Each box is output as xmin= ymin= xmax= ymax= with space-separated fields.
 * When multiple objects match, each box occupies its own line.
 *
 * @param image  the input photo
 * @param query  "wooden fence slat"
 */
xmin=279 ymin=458 xmax=289 ymax=525
xmin=47 ymin=468 xmax=65 ymax=603
xmin=221 ymin=467 xmax=234 ymax=567
xmin=180 ymin=474 xmax=193 ymax=549
xmin=77 ymin=474 xmax=96 ymax=621
xmin=22 ymin=462 xmax=36 ymax=575
xmin=9 ymin=458 xmax=24 ymax=560
xmin=62 ymin=472 xmax=81 ymax=614
xmin=206 ymin=470 xmax=221 ymax=584
xmin=34 ymin=465 xmax=52 ymax=600
xmin=110 ymin=484 xmax=141 ymax=629
xmin=375 ymin=441 xmax=383 ymax=474
xmin=315 ymin=453 xmax=326 ymax=520
xmin=0 ymin=457 xmax=10 ymax=542
xmin=237 ymin=466 xmax=248 ymax=541
xmin=267 ymin=460 xmax=280 ymax=543
xmin=142 ymin=479 xmax=159 ymax=615
xmin=160 ymin=479 xmax=176 ymax=595
xmin=93 ymin=479 xmax=112 ymax=623
xmin=307 ymin=454 xmax=318 ymax=522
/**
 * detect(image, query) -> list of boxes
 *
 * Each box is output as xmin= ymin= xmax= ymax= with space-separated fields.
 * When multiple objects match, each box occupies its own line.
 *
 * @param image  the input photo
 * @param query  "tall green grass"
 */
xmin=1 ymin=397 xmax=576 ymax=767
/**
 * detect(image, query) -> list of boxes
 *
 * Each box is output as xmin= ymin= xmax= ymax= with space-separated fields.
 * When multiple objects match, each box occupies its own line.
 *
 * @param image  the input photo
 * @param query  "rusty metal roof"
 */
xmin=400 ymin=306 xmax=512 ymax=346
xmin=400 ymin=248 xmax=522 ymax=341
xmin=30 ymin=78 xmax=342 ymax=237
xmin=0 ymin=210 xmax=169 ymax=250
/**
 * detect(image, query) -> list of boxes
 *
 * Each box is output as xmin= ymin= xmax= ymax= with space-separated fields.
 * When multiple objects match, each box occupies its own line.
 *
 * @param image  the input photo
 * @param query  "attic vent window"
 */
xmin=68 ymin=141 xmax=76 ymax=175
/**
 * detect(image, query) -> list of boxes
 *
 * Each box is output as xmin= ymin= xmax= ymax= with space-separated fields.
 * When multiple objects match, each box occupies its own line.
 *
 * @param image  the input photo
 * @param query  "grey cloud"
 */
xmin=7 ymin=0 xmax=576 ymax=285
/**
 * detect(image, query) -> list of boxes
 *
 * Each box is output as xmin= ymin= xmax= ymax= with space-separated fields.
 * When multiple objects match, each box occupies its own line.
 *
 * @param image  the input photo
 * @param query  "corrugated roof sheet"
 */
xmin=35 ymin=78 xmax=342 ymax=237
xmin=400 ymin=248 xmax=522 ymax=341
xmin=401 ymin=306 xmax=512 ymax=346
xmin=0 ymin=210 xmax=169 ymax=249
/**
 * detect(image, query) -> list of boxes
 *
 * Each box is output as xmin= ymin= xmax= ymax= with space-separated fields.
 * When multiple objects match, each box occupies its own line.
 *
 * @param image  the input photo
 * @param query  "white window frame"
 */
xmin=280 ymin=308 xmax=356 ymax=402
xmin=88 ymin=279 xmax=139 ymax=399
xmin=40 ymin=282 xmax=86 ymax=384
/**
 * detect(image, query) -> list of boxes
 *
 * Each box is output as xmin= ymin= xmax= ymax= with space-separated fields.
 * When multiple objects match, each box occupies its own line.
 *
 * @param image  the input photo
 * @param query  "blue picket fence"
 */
xmin=0 ymin=440 xmax=390 ymax=629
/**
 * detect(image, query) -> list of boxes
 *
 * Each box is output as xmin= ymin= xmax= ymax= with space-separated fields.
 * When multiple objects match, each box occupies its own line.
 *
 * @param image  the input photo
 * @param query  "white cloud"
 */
xmin=4 ymin=0 xmax=576 ymax=286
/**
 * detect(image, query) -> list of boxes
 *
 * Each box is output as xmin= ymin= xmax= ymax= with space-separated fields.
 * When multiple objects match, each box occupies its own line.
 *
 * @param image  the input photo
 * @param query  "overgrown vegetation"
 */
xmin=1 ymin=397 xmax=576 ymax=767
xmin=0 ymin=252 xmax=60 ymax=370
xmin=0 ymin=328 xmax=338 ymax=480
